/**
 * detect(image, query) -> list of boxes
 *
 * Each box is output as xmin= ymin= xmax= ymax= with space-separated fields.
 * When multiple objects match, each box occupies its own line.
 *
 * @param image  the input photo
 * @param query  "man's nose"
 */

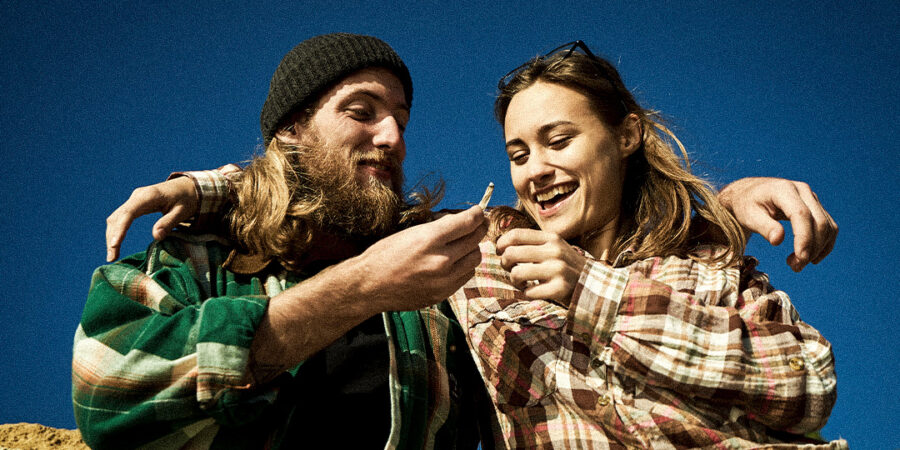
xmin=372 ymin=116 xmax=405 ymax=159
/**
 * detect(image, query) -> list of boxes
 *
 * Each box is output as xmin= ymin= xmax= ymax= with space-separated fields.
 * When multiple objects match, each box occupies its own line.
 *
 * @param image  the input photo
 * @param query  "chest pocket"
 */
xmin=463 ymin=271 xmax=566 ymax=410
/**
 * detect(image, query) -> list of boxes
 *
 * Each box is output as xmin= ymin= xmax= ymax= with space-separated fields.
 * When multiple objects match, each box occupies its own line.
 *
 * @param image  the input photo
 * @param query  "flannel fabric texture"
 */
xmin=447 ymin=241 xmax=846 ymax=449
xmin=73 ymin=229 xmax=482 ymax=449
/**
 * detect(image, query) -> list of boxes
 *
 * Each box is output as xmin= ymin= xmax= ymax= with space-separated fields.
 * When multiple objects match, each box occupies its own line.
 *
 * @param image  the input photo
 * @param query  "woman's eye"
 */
xmin=548 ymin=136 xmax=571 ymax=148
xmin=509 ymin=152 xmax=529 ymax=164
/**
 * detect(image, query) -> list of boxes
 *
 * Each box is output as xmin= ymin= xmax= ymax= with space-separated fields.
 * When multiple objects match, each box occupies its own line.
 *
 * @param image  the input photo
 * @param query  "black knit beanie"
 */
xmin=260 ymin=33 xmax=413 ymax=144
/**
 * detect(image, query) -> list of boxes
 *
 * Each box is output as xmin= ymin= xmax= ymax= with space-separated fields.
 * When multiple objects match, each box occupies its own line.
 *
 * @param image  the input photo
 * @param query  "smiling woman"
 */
xmin=494 ymin=41 xmax=745 ymax=267
xmin=503 ymin=81 xmax=638 ymax=257
xmin=447 ymin=41 xmax=845 ymax=448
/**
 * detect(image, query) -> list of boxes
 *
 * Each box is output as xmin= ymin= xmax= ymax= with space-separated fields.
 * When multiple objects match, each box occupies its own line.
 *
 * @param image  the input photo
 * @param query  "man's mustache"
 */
xmin=352 ymin=150 xmax=403 ymax=174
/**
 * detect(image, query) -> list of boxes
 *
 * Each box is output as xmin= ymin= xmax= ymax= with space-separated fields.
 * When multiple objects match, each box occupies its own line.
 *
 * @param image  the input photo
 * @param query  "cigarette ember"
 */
xmin=478 ymin=182 xmax=494 ymax=209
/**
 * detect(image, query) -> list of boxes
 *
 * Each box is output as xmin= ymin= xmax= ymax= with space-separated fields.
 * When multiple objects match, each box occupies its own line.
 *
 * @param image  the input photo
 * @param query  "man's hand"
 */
xmin=105 ymin=176 xmax=199 ymax=262
xmin=355 ymin=205 xmax=488 ymax=311
xmin=249 ymin=205 xmax=488 ymax=379
xmin=496 ymin=228 xmax=587 ymax=307
xmin=719 ymin=177 xmax=838 ymax=272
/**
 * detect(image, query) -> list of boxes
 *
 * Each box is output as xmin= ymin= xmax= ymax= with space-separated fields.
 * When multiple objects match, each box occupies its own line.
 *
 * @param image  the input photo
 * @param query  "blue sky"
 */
xmin=1 ymin=1 xmax=897 ymax=448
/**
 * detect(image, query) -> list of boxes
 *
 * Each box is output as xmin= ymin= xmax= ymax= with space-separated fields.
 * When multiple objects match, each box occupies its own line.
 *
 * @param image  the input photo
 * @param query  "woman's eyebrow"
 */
xmin=537 ymin=120 xmax=575 ymax=134
xmin=505 ymin=120 xmax=575 ymax=148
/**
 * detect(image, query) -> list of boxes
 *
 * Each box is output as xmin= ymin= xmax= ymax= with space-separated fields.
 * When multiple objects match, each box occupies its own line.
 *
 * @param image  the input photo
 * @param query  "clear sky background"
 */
xmin=1 ymin=1 xmax=897 ymax=448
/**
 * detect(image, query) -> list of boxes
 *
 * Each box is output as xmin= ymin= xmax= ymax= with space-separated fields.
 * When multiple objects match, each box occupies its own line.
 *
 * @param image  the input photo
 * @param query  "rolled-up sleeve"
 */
xmin=72 ymin=235 xmax=278 ymax=449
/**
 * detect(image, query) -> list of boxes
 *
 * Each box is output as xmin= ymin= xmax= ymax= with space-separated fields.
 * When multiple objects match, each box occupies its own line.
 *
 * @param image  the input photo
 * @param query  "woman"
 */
xmin=447 ymin=41 xmax=841 ymax=448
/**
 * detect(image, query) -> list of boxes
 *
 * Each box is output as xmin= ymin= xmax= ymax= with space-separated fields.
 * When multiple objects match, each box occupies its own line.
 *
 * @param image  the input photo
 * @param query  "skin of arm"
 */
xmin=248 ymin=206 xmax=488 ymax=382
xmin=103 ymin=170 xmax=838 ymax=272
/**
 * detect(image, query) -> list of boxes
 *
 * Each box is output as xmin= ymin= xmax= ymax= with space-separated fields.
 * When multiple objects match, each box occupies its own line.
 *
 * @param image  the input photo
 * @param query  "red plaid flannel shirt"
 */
xmin=449 ymin=241 xmax=844 ymax=449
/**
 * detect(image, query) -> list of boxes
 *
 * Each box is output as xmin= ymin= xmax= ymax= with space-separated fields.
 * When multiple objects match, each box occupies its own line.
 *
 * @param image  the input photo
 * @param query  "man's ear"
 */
xmin=274 ymin=111 xmax=309 ymax=144
xmin=618 ymin=113 xmax=642 ymax=159
xmin=275 ymin=121 xmax=302 ymax=144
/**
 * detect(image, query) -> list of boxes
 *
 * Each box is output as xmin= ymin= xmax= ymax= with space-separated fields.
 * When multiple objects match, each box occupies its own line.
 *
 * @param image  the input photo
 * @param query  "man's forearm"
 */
xmin=248 ymin=256 xmax=381 ymax=383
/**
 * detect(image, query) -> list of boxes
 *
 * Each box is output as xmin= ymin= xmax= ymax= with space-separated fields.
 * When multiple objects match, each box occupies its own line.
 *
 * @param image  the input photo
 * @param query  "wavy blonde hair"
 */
xmin=493 ymin=51 xmax=745 ymax=266
xmin=228 ymin=131 xmax=441 ymax=271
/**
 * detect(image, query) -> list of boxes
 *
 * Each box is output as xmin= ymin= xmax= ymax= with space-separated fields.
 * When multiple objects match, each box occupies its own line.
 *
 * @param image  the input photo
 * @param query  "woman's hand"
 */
xmin=496 ymin=228 xmax=588 ymax=307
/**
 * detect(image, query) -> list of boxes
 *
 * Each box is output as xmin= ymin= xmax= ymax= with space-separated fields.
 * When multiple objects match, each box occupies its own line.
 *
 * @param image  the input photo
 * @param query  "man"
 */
xmin=74 ymin=33 xmax=490 ymax=449
xmin=77 ymin=33 xmax=837 ymax=449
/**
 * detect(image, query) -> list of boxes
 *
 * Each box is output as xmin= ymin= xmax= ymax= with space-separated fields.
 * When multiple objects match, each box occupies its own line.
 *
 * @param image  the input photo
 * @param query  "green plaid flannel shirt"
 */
xmin=73 ymin=230 xmax=484 ymax=449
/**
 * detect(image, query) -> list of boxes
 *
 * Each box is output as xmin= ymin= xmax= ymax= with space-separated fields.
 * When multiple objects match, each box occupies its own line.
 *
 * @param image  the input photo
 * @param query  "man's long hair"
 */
xmin=228 ymin=134 xmax=441 ymax=272
xmin=494 ymin=51 xmax=746 ymax=266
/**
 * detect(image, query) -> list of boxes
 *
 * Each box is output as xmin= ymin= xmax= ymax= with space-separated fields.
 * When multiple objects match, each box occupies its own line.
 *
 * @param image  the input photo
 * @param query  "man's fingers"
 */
xmin=794 ymin=184 xmax=837 ymax=265
xmin=105 ymin=186 xmax=166 ymax=261
xmin=106 ymin=206 xmax=139 ymax=262
xmin=812 ymin=227 xmax=837 ymax=265
xmin=152 ymin=205 xmax=191 ymax=241
xmin=737 ymin=210 xmax=786 ymax=247
xmin=444 ymin=221 xmax=488 ymax=261
xmin=431 ymin=205 xmax=486 ymax=242
xmin=451 ymin=246 xmax=484 ymax=275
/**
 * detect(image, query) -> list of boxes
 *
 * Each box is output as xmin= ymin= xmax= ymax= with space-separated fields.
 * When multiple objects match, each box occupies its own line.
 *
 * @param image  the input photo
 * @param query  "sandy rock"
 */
xmin=0 ymin=423 xmax=88 ymax=449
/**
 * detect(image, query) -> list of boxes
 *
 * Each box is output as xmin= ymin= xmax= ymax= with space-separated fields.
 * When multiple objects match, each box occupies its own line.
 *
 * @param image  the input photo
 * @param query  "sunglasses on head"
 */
xmin=498 ymin=40 xmax=603 ymax=90
xmin=498 ymin=40 xmax=629 ymax=116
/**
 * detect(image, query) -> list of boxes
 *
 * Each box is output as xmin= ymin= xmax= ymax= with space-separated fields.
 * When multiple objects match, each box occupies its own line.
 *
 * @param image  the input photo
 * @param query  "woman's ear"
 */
xmin=618 ymin=113 xmax=642 ymax=159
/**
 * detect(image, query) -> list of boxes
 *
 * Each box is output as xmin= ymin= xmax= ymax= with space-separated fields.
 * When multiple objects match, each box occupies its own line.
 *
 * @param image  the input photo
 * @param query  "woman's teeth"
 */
xmin=534 ymin=183 xmax=576 ymax=203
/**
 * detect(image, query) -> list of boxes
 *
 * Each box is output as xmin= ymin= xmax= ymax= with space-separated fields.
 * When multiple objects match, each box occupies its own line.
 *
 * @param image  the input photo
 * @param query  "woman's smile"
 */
xmin=534 ymin=182 xmax=578 ymax=217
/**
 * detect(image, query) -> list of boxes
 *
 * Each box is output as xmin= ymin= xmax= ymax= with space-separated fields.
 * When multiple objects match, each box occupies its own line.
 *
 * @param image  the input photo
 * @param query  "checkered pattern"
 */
xmin=448 ymin=241 xmax=846 ymax=449
xmin=73 ymin=230 xmax=483 ymax=449
xmin=168 ymin=164 xmax=242 ymax=231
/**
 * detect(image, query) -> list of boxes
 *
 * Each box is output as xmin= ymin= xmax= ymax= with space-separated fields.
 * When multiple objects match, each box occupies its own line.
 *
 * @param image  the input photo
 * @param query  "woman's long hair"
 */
xmin=228 ymin=135 xmax=441 ymax=272
xmin=493 ymin=51 xmax=745 ymax=266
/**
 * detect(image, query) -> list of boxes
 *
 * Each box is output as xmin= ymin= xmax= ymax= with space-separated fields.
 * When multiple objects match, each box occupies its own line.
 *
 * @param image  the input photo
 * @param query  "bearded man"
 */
xmin=73 ymin=33 xmax=490 ymax=449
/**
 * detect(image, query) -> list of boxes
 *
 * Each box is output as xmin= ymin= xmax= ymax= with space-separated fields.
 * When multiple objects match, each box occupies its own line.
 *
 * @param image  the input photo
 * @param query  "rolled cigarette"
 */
xmin=478 ymin=182 xmax=494 ymax=209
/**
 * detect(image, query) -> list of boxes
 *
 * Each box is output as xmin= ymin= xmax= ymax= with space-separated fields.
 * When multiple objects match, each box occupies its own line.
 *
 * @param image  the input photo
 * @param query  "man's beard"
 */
xmin=294 ymin=140 xmax=404 ymax=241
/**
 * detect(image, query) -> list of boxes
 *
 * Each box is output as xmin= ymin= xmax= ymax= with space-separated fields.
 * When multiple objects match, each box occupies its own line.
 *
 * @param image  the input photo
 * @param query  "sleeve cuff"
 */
xmin=168 ymin=167 xmax=234 ymax=229
xmin=195 ymin=294 xmax=272 ymax=425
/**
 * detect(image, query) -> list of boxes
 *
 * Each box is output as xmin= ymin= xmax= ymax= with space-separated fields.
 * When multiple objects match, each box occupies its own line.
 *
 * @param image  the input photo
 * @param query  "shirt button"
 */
xmin=590 ymin=358 xmax=603 ymax=369
xmin=598 ymin=394 xmax=611 ymax=406
xmin=580 ymin=332 xmax=591 ymax=342
xmin=789 ymin=357 xmax=805 ymax=371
